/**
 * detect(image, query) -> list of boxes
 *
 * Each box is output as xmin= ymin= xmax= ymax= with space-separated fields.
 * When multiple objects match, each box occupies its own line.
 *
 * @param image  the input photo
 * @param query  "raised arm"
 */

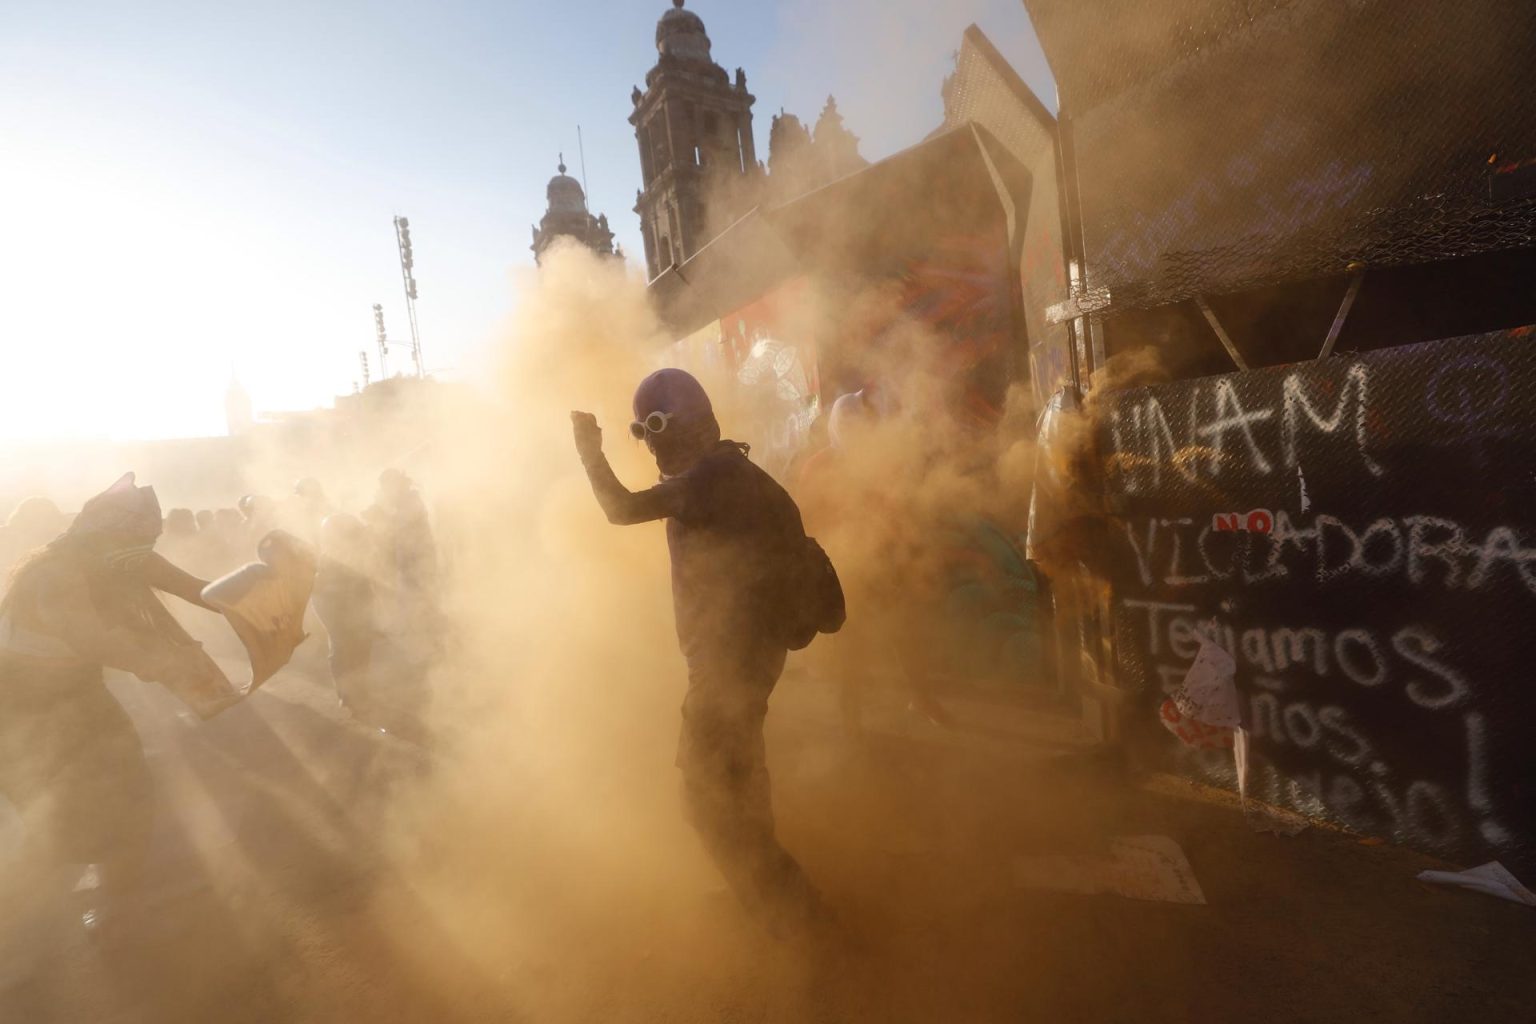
xmin=572 ymin=411 xmax=686 ymax=525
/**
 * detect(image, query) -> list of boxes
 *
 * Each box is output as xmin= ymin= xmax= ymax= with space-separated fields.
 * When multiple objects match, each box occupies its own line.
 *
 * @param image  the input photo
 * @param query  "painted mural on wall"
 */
xmin=1098 ymin=326 xmax=1536 ymax=871
xmin=938 ymin=27 xmax=1072 ymax=412
xmin=831 ymin=223 xmax=1053 ymax=696
xmin=667 ymin=278 xmax=822 ymax=480
xmin=895 ymin=228 xmax=1055 ymax=693
xmin=934 ymin=516 xmax=1052 ymax=696
xmin=721 ymin=281 xmax=822 ymax=479
xmin=884 ymin=226 xmax=1016 ymax=428
xmin=669 ymin=221 xmax=1053 ymax=697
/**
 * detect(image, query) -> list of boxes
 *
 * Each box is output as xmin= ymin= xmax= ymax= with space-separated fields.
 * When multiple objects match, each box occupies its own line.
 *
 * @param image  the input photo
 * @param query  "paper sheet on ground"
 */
xmin=1417 ymin=862 xmax=1536 ymax=906
xmin=1013 ymin=836 xmax=1206 ymax=904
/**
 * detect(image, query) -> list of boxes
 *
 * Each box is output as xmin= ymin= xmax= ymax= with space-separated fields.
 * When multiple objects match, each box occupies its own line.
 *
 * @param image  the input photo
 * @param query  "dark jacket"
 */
xmin=582 ymin=442 xmax=805 ymax=663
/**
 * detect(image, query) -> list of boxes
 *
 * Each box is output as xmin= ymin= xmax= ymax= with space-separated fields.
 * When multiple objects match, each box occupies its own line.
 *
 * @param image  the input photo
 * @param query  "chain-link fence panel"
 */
xmin=1024 ymin=0 xmax=1536 ymax=311
xmin=1096 ymin=325 xmax=1536 ymax=873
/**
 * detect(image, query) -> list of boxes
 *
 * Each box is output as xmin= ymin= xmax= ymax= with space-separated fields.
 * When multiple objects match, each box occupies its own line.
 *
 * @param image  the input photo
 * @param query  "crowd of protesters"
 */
xmin=0 ymin=468 xmax=444 ymax=944
xmin=0 ymin=365 xmax=988 ymax=953
xmin=0 ymin=469 xmax=444 ymax=738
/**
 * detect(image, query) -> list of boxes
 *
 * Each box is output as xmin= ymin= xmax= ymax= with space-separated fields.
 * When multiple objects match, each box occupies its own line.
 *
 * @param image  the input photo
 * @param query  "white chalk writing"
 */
xmin=1124 ymin=610 xmax=1472 ymax=713
xmin=1126 ymin=601 xmax=1511 ymax=854
xmin=1109 ymin=364 xmax=1381 ymax=491
xmin=1123 ymin=514 xmax=1536 ymax=596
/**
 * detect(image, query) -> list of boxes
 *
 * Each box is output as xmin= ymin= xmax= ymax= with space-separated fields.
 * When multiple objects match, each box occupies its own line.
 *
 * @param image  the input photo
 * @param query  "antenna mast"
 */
xmin=578 ymin=125 xmax=590 ymax=208
xmin=393 ymin=216 xmax=425 ymax=378
xmin=372 ymin=303 xmax=391 ymax=380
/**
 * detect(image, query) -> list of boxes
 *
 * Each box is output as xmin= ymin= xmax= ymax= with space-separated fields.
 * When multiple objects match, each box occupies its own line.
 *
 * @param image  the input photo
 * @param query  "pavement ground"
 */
xmin=0 ymin=656 xmax=1531 ymax=1024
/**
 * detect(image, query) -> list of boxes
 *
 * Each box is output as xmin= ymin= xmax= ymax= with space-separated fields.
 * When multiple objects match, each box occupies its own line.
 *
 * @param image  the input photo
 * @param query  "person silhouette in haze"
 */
xmin=571 ymin=368 xmax=826 ymax=935
xmin=0 ymin=474 xmax=234 ymax=940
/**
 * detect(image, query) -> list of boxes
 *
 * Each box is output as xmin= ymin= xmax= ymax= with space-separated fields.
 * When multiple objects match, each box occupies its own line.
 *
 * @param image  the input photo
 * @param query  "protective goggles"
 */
xmin=629 ymin=411 xmax=675 ymax=440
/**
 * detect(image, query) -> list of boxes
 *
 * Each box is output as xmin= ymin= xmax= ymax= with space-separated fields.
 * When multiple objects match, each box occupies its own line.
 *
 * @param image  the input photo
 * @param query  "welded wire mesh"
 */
xmin=1024 ymin=0 xmax=1536 ymax=310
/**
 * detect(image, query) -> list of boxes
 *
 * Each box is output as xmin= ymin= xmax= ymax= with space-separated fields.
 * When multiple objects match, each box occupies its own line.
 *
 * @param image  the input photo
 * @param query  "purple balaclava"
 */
xmin=632 ymin=368 xmax=721 ymax=476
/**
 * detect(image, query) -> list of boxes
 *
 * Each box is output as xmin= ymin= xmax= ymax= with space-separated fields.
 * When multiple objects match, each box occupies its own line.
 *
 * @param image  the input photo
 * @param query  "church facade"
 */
xmin=629 ymin=0 xmax=759 ymax=280
xmin=530 ymin=157 xmax=616 ymax=266
xmin=524 ymin=1 xmax=868 ymax=278
xmin=629 ymin=0 xmax=867 ymax=281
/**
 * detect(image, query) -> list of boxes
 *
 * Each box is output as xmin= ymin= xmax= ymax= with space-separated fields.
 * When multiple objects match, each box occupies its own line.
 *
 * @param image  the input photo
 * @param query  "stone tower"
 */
xmin=812 ymin=97 xmax=867 ymax=183
xmin=766 ymin=97 xmax=868 ymax=203
xmin=630 ymin=0 xmax=758 ymax=281
xmin=531 ymin=157 xmax=616 ymax=266
xmin=225 ymin=372 xmax=253 ymax=437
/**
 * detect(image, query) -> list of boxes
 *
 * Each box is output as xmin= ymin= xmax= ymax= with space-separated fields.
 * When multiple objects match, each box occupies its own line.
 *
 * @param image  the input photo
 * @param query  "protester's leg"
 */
xmin=679 ymin=728 xmax=764 ymax=912
xmin=60 ymin=686 xmax=155 ymax=926
xmin=328 ymin=624 xmax=374 ymax=715
xmin=0 ymin=695 xmax=80 ymax=970
xmin=679 ymin=730 xmax=822 ymax=931
xmin=891 ymin=597 xmax=953 ymax=726
xmin=678 ymin=649 xmax=823 ymax=930
xmin=0 ymin=677 xmax=156 ymax=942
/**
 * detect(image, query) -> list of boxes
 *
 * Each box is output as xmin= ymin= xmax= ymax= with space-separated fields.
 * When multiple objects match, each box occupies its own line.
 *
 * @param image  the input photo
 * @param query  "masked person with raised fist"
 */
xmin=571 ymin=368 xmax=842 ymax=937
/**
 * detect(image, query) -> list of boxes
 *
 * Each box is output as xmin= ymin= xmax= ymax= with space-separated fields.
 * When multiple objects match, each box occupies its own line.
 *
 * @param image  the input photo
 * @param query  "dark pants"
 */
xmin=327 ymin=623 xmax=374 ymax=712
xmin=677 ymin=642 xmax=821 ymax=929
xmin=0 ymin=658 xmax=152 ymax=867
xmin=314 ymin=572 xmax=375 ymax=713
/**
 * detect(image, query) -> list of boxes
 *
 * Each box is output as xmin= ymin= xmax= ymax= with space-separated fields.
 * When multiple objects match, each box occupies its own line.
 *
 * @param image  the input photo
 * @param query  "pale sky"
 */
xmin=1 ymin=0 xmax=1054 ymax=442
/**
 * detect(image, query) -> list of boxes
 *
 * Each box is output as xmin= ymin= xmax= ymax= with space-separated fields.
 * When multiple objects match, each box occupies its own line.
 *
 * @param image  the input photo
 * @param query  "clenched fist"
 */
xmin=571 ymin=411 xmax=604 ymax=464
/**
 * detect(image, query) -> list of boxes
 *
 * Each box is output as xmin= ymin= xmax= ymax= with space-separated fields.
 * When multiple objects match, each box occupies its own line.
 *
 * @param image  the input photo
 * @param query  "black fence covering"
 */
xmin=1023 ymin=0 xmax=1536 ymax=310
xmin=1098 ymin=327 xmax=1536 ymax=873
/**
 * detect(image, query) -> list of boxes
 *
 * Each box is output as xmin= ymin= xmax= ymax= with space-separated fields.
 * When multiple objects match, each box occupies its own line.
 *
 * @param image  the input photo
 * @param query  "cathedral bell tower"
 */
xmin=630 ymin=0 xmax=758 ymax=281
xmin=531 ymin=156 xmax=616 ymax=266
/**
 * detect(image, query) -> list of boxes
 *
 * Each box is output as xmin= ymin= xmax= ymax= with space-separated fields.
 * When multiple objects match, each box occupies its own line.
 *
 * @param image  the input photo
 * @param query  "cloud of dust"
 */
xmin=341 ymin=228 xmax=1067 ymax=1019
xmin=359 ymin=240 xmax=783 ymax=1016
xmin=0 ymin=5 xmax=1158 ymax=1012
xmin=796 ymin=279 xmax=1038 ymax=597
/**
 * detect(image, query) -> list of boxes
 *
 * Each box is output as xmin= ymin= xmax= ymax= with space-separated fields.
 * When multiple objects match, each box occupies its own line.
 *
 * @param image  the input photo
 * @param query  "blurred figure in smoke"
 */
xmin=312 ymin=513 xmax=376 ymax=717
xmin=213 ymin=507 xmax=243 ymax=541
xmin=0 ymin=474 xmax=237 ymax=941
xmin=367 ymin=470 xmax=436 ymax=592
xmin=784 ymin=402 xmax=831 ymax=492
xmin=310 ymin=513 xmax=428 ymax=743
xmin=237 ymin=494 xmax=276 ymax=550
xmin=163 ymin=507 xmax=197 ymax=540
xmin=181 ymin=509 xmax=221 ymax=581
xmin=572 ymin=368 xmax=829 ymax=936
xmin=159 ymin=507 xmax=199 ymax=564
xmin=365 ymin=469 xmax=442 ymax=654
xmin=282 ymin=477 xmax=331 ymax=548
xmin=158 ymin=506 xmax=209 ymax=586
xmin=797 ymin=390 xmax=952 ymax=733
xmin=0 ymin=497 xmax=67 ymax=579
xmin=199 ymin=507 xmax=245 ymax=581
